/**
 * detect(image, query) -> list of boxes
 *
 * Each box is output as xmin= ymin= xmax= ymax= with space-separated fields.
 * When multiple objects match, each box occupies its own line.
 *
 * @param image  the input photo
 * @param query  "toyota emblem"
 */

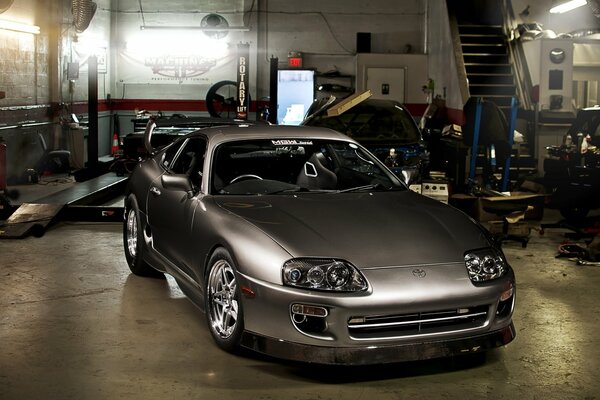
xmin=412 ymin=269 xmax=426 ymax=278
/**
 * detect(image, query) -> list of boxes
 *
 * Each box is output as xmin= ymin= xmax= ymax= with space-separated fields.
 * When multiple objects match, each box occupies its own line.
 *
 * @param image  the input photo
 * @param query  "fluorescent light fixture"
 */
xmin=140 ymin=25 xmax=249 ymax=32
xmin=0 ymin=19 xmax=40 ymax=34
xmin=550 ymin=0 xmax=587 ymax=13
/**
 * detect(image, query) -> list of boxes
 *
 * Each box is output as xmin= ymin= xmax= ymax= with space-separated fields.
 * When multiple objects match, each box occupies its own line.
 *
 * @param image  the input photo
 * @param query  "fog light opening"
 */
xmin=291 ymin=303 xmax=328 ymax=317
xmin=291 ymin=303 xmax=328 ymax=334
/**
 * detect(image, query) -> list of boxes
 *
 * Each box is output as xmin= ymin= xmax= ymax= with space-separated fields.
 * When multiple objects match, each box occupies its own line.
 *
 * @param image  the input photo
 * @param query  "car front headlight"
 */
xmin=282 ymin=258 xmax=368 ymax=292
xmin=464 ymin=248 xmax=508 ymax=282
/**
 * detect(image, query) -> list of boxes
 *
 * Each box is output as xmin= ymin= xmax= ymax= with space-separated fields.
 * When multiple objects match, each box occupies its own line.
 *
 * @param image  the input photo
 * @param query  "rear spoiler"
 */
xmin=143 ymin=116 xmax=270 ymax=154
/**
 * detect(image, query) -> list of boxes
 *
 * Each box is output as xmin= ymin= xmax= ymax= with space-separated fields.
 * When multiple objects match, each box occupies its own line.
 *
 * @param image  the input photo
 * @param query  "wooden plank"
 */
xmin=326 ymin=90 xmax=372 ymax=117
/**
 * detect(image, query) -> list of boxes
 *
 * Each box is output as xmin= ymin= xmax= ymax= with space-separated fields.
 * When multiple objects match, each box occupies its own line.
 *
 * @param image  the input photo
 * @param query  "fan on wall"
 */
xmin=0 ymin=0 xmax=14 ymax=14
xmin=72 ymin=0 xmax=97 ymax=33
xmin=200 ymin=13 xmax=229 ymax=39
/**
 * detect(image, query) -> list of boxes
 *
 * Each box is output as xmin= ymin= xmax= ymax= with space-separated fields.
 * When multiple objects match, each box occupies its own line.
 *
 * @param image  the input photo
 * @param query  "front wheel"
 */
xmin=123 ymin=195 xmax=163 ymax=278
xmin=205 ymin=248 xmax=244 ymax=352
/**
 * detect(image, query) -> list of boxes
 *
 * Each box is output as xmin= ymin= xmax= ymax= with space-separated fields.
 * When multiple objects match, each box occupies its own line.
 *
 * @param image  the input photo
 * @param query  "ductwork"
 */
xmin=72 ymin=0 xmax=97 ymax=33
xmin=589 ymin=0 xmax=600 ymax=19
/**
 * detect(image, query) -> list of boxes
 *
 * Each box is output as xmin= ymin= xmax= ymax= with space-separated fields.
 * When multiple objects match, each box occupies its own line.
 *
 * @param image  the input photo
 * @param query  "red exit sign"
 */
xmin=288 ymin=57 xmax=302 ymax=68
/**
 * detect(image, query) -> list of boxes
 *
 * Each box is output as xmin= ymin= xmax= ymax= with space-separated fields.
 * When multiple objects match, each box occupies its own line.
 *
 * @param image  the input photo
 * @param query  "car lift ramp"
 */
xmin=0 ymin=173 xmax=126 ymax=239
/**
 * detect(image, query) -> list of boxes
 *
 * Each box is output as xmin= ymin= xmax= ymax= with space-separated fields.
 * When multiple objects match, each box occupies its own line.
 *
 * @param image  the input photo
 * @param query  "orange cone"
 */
xmin=111 ymin=133 xmax=119 ymax=156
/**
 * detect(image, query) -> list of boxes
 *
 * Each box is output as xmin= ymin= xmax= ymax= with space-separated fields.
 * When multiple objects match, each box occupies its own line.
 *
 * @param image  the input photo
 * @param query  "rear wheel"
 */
xmin=123 ymin=195 xmax=163 ymax=278
xmin=205 ymin=248 xmax=244 ymax=352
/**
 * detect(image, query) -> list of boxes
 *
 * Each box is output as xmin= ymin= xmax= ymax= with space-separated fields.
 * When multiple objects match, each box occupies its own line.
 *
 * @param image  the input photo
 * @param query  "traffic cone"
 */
xmin=111 ymin=132 xmax=119 ymax=157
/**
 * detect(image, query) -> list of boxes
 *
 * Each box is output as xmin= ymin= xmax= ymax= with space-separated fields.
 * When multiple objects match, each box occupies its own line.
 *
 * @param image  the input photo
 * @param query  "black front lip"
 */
xmin=240 ymin=323 xmax=516 ymax=365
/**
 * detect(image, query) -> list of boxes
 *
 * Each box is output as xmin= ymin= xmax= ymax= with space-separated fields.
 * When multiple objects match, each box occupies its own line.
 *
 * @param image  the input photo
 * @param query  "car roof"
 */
xmin=187 ymin=123 xmax=355 ymax=146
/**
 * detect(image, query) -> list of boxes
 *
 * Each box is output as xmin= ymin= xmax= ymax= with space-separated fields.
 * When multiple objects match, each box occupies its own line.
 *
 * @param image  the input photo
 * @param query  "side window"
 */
xmin=160 ymin=141 xmax=184 ymax=170
xmin=169 ymin=137 xmax=207 ymax=189
xmin=592 ymin=115 xmax=600 ymax=138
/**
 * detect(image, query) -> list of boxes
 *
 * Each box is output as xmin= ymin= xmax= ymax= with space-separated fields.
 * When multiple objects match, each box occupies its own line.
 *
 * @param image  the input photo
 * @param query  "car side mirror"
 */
xmin=162 ymin=174 xmax=193 ymax=196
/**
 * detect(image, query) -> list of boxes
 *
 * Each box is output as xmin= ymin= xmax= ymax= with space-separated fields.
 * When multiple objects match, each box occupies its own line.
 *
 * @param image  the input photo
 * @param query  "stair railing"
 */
xmin=501 ymin=0 xmax=534 ymax=111
xmin=447 ymin=6 xmax=471 ymax=105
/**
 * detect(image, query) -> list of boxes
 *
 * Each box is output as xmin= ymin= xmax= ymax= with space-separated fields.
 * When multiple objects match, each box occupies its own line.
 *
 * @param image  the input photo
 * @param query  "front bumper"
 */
xmin=240 ymin=322 xmax=515 ymax=365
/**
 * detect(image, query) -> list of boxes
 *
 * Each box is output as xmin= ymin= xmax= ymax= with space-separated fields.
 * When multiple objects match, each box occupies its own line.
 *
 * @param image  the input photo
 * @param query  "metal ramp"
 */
xmin=0 ymin=173 xmax=126 ymax=239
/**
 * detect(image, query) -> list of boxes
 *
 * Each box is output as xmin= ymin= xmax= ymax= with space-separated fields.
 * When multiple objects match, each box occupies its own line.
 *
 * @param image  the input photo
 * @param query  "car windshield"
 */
xmin=304 ymin=99 xmax=422 ymax=144
xmin=211 ymin=138 xmax=405 ymax=195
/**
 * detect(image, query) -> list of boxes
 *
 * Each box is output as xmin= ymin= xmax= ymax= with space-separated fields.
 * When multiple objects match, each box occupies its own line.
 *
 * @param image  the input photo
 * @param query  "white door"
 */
xmin=366 ymin=67 xmax=406 ymax=103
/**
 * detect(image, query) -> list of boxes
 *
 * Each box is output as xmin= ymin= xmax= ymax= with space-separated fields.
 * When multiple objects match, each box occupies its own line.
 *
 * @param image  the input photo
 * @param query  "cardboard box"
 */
xmin=486 ymin=220 xmax=531 ymax=237
xmin=442 ymin=124 xmax=462 ymax=139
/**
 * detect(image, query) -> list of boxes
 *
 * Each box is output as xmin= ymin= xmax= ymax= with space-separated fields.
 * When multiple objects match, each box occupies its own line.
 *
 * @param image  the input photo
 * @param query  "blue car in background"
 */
xmin=302 ymin=96 xmax=428 ymax=184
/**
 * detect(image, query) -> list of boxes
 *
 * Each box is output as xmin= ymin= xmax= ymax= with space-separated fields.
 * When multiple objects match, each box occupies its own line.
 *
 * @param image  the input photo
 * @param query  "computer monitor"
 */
xmin=277 ymin=69 xmax=315 ymax=125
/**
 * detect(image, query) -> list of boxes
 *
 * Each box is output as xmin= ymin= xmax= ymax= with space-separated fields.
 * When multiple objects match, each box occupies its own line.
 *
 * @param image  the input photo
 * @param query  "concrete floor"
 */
xmin=1 ymin=212 xmax=599 ymax=399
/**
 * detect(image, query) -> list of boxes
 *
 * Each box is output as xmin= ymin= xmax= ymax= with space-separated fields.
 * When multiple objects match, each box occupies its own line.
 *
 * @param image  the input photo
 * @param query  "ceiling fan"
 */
xmin=72 ymin=0 xmax=97 ymax=32
xmin=200 ymin=13 xmax=229 ymax=39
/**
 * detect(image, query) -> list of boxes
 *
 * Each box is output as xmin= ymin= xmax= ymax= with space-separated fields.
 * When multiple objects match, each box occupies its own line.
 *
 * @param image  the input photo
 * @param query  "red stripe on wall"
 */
xmin=110 ymin=99 xmax=208 ymax=112
xmin=446 ymin=107 xmax=465 ymax=125
xmin=72 ymin=100 xmax=459 ymax=124
xmin=404 ymin=103 xmax=429 ymax=117
xmin=107 ymin=99 xmax=267 ymax=113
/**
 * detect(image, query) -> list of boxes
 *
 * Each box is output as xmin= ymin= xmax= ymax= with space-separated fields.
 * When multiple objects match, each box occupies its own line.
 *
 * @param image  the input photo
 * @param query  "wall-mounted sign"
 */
xmin=288 ymin=51 xmax=303 ymax=68
xmin=144 ymin=56 xmax=216 ymax=79
xmin=236 ymin=43 xmax=250 ymax=119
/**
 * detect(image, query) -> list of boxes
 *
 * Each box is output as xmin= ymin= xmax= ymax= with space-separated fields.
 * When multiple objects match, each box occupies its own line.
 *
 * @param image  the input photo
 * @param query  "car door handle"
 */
xmin=150 ymin=186 xmax=161 ymax=196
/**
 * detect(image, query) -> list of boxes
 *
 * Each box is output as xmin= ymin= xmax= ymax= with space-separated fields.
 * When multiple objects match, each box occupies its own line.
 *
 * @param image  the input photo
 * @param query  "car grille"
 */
xmin=347 ymin=305 xmax=489 ymax=340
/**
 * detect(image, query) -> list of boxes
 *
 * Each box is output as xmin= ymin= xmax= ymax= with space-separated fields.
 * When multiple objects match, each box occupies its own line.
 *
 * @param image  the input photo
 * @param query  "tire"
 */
xmin=560 ymin=206 xmax=590 ymax=221
xmin=123 ymin=195 xmax=163 ymax=278
xmin=205 ymin=80 xmax=251 ymax=119
xmin=205 ymin=80 xmax=238 ymax=118
xmin=205 ymin=248 xmax=244 ymax=352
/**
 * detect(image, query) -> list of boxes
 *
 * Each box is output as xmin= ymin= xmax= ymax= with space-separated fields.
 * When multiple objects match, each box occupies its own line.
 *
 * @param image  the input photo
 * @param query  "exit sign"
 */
xmin=288 ymin=57 xmax=302 ymax=68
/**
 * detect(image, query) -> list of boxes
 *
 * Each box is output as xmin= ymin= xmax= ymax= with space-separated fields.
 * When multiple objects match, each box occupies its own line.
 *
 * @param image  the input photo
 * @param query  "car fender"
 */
xmin=192 ymin=197 xmax=292 ymax=287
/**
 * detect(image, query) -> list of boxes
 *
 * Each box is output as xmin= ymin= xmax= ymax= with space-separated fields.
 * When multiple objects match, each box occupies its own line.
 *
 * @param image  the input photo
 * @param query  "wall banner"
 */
xmin=119 ymin=50 xmax=235 ymax=84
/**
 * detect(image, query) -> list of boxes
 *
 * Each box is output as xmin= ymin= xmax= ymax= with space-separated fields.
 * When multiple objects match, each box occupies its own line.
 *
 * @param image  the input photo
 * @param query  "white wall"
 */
xmin=257 ymin=0 xmax=426 ymax=98
xmin=112 ymin=0 xmax=251 ymax=100
xmin=106 ymin=0 xmax=427 ymax=102
xmin=426 ymin=0 xmax=463 ymax=118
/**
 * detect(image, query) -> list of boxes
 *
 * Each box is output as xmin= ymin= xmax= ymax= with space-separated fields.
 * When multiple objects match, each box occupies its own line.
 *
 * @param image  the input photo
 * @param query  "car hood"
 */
xmin=215 ymin=191 xmax=490 ymax=268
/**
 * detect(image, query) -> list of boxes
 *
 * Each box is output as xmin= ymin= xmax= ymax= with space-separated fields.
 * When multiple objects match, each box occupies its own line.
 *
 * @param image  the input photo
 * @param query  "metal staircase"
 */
xmin=459 ymin=24 xmax=517 ymax=115
xmin=448 ymin=0 xmax=538 ymax=186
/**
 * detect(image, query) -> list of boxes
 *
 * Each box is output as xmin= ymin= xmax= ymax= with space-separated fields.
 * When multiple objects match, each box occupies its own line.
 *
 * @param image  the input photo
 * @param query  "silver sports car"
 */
xmin=123 ymin=121 xmax=515 ymax=365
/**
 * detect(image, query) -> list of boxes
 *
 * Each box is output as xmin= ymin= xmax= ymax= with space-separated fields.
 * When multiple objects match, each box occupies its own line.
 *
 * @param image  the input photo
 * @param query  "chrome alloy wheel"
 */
xmin=126 ymin=208 xmax=138 ymax=260
xmin=207 ymin=260 xmax=239 ymax=338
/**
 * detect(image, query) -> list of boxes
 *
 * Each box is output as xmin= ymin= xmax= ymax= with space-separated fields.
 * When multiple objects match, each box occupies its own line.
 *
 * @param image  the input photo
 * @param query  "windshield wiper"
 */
xmin=266 ymin=187 xmax=335 ymax=195
xmin=338 ymin=183 xmax=389 ymax=193
xmin=264 ymin=186 xmax=314 ymax=195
